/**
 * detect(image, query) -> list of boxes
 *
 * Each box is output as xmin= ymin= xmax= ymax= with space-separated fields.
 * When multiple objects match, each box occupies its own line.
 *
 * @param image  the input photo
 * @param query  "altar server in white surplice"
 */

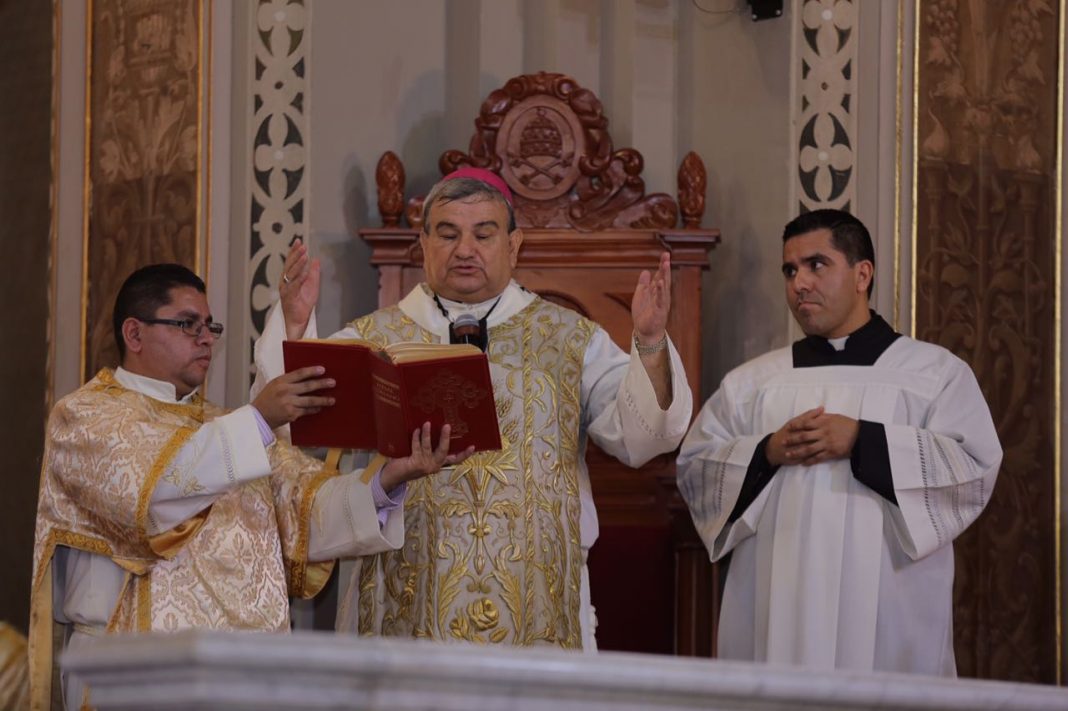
xmin=677 ymin=209 xmax=1001 ymax=676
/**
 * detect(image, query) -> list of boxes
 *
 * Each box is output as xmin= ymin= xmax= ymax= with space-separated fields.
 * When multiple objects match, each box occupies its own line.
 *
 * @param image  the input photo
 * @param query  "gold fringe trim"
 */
xmin=136 ymin=570 xmax=152 ymax=632
xmin=28 ymin=562 xmax=53 ymax=711
xmin=290 ymin=464 xmax=340 ymax=598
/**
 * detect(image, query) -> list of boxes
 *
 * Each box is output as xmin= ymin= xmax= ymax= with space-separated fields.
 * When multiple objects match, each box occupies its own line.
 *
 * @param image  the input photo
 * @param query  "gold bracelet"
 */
xmin=633 ymin=332 xmax=668 ymax=355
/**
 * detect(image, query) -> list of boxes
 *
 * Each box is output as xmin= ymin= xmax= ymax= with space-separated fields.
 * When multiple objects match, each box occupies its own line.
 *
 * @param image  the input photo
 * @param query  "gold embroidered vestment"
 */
xmin=29 ymin=370 xmax=334 ymax=709
xmin=351 ymin=297 xmax=595 ymax=648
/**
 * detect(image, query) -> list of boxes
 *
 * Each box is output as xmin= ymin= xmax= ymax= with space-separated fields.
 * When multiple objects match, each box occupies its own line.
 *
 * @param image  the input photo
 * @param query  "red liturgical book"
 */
xmin=282 ymin=339 xmax=502 ymax=457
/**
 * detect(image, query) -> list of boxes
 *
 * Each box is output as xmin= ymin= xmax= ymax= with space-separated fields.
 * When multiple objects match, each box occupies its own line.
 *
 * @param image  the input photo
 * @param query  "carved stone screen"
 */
xmin=915 ymin=0 xmax=1061 ymax=683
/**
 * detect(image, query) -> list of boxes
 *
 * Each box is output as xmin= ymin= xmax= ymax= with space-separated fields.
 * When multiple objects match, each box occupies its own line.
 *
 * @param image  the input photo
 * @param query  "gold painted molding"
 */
xmin=893 ymin=0 xmax=904 ymax=332
xmin=78 ymin=0 xmax=92 ymax=385
xmin=909 ymin=0 xmax=919 ymax=340
xmin=197 ymin=0 xmax=211 ymax=282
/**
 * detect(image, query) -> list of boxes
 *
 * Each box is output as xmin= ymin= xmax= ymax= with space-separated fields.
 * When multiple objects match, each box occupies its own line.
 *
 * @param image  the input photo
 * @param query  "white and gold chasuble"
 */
xmin=30 ymin=370 xmax=335 ymax=710
xmin=253 ymin=280 xmax=693 ymax=649
xmin=349 ymin=298 xmax=594 ymax=648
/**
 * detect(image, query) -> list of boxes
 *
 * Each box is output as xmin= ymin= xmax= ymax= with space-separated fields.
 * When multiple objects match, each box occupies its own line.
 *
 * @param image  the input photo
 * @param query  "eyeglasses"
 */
xmin=140 ymin=318 xmax=224 ymax=338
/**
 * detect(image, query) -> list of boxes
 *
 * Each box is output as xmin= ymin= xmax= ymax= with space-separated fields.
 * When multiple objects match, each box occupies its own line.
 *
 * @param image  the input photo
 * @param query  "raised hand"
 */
xmin=631 ymin=251 xmax=672 ymax=347
xmin=252 ymin=366 xmax=336 ymax=430
xmin=280 ymin=238 xmax=321 ymax=341
xmin=767 ymin=407 xmax=860 ymax=466
xmin=379 ymin=422 xmax=476 ymax=490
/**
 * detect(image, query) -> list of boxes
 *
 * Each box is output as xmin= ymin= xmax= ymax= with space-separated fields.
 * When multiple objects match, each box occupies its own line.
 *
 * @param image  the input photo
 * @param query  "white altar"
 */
xmin=63 ymin=630 xmax=1068 ymax=710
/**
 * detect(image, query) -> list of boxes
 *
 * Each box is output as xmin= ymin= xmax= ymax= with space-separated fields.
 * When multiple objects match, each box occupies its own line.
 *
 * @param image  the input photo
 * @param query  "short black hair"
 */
xmin=783 ymin=209 xmax=875 ymax=297
xmin=421 ymin=177 xmax=517 ymax=233
xmin=113 ymin=263 xmax=206 ymax=360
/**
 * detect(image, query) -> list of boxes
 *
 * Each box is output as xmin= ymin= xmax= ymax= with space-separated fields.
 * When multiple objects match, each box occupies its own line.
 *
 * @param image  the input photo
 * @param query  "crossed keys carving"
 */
xmin=412 ymin=370 xmax=487 ymax=438
xmin=508 ymin=152 xmax=574 ymax=187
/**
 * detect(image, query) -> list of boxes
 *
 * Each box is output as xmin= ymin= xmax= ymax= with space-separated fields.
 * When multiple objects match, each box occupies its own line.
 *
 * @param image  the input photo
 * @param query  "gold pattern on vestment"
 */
xmin=30 ymin=369 xmax=336 ymax=708
xmin=352 ymin=297 xmax=594 ymax=648
xmin=162 ymin=465 xmax=207 ymax=498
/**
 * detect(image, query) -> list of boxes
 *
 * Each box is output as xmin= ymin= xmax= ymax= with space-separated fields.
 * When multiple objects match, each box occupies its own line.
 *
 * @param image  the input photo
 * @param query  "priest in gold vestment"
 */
xmin=254 ymin=168 xmax=693 ymax=651
xmin=31 ymin=264 xmax=466 ymax=710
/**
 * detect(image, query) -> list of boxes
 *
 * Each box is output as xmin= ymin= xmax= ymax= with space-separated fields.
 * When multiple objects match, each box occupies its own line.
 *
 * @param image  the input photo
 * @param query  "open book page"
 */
xmin=382 ymin=341 xmax=482 ymax=363
xmin=295 ymin=338 xmax=374 ymax=346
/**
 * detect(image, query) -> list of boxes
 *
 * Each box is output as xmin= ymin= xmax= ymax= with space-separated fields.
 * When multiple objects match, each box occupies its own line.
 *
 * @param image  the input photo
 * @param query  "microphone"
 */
xmin=451 ymin=312 xmax=484 ymax=349
xmin=435 ymin=294 xmax=499 ymax=352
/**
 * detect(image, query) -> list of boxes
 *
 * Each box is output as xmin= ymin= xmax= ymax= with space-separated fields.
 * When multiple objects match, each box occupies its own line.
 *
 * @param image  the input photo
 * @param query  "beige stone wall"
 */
xmin=295 ymin=1 xmax=794 ymax=399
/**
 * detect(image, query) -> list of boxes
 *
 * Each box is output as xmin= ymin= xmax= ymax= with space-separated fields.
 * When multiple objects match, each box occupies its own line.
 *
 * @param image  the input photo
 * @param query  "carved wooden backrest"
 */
xmin=375 ymin=72 xmax=708 ymax=233
xmin=361 ymin=72 xmax=720 ymax=657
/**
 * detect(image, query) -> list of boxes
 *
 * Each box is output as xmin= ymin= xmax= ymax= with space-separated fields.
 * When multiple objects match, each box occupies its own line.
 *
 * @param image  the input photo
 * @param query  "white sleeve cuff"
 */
xmin=623 ymin=336 xmax=693 ymax=439
xmin=147 ymin=406 xmax=272 ymax=534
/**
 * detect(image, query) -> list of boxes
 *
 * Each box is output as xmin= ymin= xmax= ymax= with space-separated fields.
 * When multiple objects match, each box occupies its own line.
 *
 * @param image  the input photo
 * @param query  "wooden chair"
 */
xmin=359 ymin=71 xmax=721 ymax=656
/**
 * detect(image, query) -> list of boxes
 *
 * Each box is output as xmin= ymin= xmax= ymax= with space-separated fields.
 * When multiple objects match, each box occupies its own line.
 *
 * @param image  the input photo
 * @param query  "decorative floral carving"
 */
xmin=921 ymin=0 xmax=1054 ymax=172
xmin=86 ymin=0 xmax=202 ymax=379
xmin=796 ymin=0 xmax=856 ymax=212
xmin=247 ymin=0 xmax=308 ymax=354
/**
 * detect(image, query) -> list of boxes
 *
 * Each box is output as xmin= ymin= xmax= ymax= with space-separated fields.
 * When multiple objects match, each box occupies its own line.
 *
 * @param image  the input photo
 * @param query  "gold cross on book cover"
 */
xmin=282 ymin=339 xmax=502 ymax=457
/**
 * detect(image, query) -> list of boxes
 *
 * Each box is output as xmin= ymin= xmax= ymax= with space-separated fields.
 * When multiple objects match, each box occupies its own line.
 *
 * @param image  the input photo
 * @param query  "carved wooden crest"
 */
xmin=375 ymin=72 xmax=708 ymax=233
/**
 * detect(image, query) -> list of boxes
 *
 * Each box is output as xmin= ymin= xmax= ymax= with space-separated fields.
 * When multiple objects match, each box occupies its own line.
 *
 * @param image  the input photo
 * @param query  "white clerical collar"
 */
xmin=828 ymin=336 xmax=848 ymax=351
xmin=398 ymin=280 xmax=536 ymax=338
xmin=435 ymin=293 xmax=501 ymax=321
xmin=114 ymin=367 xmax=199 ymax=404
